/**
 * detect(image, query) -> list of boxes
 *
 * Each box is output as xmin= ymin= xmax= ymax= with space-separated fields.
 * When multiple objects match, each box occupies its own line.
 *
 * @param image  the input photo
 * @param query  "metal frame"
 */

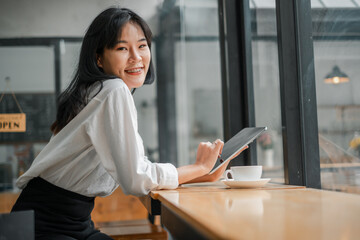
xmin=275 ymin=0 xmax=321 ymax=188
xmin=218 ymin=0 xmax=257 ymax=166
xmin=54 ymin=41 xmax=62 ymax=102
xmin=238 ymin=0 xmax=257 ymax=165
xmin=155 ymin=5 xmax=179 ymax=166
xmin=218 ymin=0 xmax=322 ymax=187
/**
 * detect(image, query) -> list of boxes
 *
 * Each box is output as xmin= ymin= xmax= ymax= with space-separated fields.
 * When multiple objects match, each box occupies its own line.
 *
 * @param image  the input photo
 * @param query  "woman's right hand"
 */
xmin=183 ymin=145 xmax=248 ymax=184
xmin=177 ymin=139 xmax=224 ymax=184
xmin=194 ymin=139 xmax=224 ymax=173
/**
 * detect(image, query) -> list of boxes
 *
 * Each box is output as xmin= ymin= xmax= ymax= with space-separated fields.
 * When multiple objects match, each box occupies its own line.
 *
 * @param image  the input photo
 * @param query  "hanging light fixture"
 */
xmin=324 ymin=65 xmax=349 ymax=84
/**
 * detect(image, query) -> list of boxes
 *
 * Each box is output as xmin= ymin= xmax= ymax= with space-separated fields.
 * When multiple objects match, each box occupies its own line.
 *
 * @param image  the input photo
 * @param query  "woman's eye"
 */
xmin=139 ymin=44 xmax=147 ymax=48
xmin=117 ymin=47 xmax=127 ymax=51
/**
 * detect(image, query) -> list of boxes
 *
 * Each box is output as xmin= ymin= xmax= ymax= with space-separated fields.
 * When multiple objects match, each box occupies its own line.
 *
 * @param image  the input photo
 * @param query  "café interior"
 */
xmin=0 ymin=0 xmax=360 ymax=239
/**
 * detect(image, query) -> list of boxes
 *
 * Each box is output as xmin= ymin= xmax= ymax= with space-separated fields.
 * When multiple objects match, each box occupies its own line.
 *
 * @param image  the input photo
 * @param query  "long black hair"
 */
xmin=51 ymin=7 xmax=155 ymax=134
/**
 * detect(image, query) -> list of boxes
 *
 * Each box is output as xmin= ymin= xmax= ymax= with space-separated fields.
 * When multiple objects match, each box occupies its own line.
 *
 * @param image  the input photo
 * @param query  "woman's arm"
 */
xmin=177 ymin=139 xmax=224 ymax=184
xmin=89 ymin=86 xmax=180 ymax=196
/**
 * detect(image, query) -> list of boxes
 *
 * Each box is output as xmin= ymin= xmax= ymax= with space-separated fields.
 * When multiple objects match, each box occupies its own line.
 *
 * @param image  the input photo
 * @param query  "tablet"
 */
xmin=209 ymin=127 xmax=267 ymax=174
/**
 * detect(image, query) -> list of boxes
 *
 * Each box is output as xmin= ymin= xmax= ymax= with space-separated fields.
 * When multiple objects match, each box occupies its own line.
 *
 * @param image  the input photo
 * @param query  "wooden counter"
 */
xmin=141 ymin=182 xmax=360 ymax=240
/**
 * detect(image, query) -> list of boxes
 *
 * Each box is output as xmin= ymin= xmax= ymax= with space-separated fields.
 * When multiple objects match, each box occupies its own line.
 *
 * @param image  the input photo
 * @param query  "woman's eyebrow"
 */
xmin=115 ymin=38 xmax=147 ymax=44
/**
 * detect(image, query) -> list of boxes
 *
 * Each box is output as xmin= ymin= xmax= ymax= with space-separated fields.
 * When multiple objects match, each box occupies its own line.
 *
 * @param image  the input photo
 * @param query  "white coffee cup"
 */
xmin=224 ymin=166 xmax=262 ymax=181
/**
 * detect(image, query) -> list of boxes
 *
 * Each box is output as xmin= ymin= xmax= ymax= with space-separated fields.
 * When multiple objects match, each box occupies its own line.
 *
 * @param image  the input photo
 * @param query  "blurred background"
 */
xmin=0 ymin=0 xmax=359 ymax=194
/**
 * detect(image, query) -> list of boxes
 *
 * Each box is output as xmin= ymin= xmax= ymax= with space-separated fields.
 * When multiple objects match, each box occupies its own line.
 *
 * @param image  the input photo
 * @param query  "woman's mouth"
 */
xmin=125 ymin=67 xmax=143 ymax=75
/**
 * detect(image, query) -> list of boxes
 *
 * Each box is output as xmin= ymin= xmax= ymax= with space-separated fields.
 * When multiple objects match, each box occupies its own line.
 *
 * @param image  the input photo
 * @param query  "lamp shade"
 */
xmin=324 ymin=66 xmax=349 ymax=84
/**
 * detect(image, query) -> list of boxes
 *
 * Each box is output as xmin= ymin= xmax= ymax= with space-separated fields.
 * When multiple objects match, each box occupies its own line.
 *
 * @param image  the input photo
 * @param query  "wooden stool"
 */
xmin=96 ymin=219 xmax=168 ymax=240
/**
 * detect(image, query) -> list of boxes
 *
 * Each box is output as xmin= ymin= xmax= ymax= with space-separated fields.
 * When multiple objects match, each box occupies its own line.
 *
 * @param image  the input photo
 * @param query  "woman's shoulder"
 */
xmin=102 ymin=78 xmax=129 ymax=92
xmin=94 ymin=78 xmax=131 ymax=100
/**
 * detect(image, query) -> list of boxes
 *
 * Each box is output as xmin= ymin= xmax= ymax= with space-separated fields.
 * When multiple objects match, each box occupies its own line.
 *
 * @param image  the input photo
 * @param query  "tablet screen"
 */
xmin=209 ymin=127 xmax=267 ymax=174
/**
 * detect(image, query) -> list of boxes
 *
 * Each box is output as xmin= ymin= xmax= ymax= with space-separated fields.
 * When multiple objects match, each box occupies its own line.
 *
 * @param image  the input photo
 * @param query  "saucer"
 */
xmin=221 ymin=178 xmax=271 ymax=188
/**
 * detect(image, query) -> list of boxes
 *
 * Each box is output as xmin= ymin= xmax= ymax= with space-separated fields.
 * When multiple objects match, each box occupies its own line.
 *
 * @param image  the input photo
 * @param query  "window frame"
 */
xmin=218 ymin=0 xmax=321 ymax=188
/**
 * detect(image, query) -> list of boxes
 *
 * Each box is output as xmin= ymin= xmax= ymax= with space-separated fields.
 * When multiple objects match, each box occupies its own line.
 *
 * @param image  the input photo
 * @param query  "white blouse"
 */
xmin=16 ymin=79 xmax=179 ymax=197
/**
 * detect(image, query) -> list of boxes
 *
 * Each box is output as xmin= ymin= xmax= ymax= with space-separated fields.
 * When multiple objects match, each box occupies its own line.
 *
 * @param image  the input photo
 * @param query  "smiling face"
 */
xmin=97 ymin=22 xmax=151 ymax=90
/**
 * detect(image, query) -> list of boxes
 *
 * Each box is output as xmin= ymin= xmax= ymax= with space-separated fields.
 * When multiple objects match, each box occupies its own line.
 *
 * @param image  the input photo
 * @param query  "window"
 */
xmin=311 ymin=0 xmax=360 ymax=194
xmin=0 ymin=45 xmax=56 ymax=191
xmin=155 ymin=0 xmax=223 ymax=166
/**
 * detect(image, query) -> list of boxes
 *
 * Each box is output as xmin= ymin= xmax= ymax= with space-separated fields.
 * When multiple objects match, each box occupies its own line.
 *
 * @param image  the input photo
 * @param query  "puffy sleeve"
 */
xmin=86 ymin=86 xmax=178 ymax=196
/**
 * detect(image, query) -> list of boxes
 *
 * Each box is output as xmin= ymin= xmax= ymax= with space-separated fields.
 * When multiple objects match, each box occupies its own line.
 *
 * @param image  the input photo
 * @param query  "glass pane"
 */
xmin=133 ymin=67 xmax=159 ymax=163
xmin=311 ymin=0 xmax=360 ymax=194
xmin=0 ymin=46 xmax=55 ymax=191
xmin=0 ymin=46 xmax=55 ymax=92
xmin=250 ymin=1 xmax=285 ymax=183
xmin=155 ymin=0 xmax=223 ymax=166
xmin=60 ymin=41 xmax=81 ymax=91
xmin=175 ymin=41 xmax=223 ymax=166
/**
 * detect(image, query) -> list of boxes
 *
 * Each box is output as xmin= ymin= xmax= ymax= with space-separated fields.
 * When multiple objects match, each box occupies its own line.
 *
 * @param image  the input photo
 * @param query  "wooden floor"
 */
xmin=0 ymin=191 xmax=19 ymax=214
xmin=91 ymin=188 xmax=148 ymax=224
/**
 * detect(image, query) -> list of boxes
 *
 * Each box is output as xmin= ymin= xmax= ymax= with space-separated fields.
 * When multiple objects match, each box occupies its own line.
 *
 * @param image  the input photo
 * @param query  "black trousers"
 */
xmin=11 ymin=177 xmax=112 ymax=240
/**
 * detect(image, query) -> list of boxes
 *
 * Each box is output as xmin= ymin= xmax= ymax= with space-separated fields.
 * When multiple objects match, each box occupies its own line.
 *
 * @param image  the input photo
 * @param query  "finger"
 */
xmin=231 ymin=145 xmax=249 ymax=159
xmin=214 ymin=139 xmax=224 ymax=151
xmin=232 ymin=151 xmax=241 ymax=158
xmin=241 ymin=145 xmax=249 ymax=151
xmin=214 ymin=139 xmax=224 ymax=158
xmin=219 ymin=140 xmax=224 ymax=154
xmin=199 ymin=142 xmax=206 ymax=146
xmin=200 ymin=141 xmax=211 ymax=148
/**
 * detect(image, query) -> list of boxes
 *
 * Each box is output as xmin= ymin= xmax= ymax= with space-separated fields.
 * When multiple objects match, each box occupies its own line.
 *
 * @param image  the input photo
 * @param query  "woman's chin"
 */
xmin=123 ymin=78 xmax=145 ymax=90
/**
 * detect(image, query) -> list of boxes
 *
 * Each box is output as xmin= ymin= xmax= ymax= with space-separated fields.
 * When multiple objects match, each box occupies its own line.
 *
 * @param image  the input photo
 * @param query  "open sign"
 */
xmin=0 ymin=113 xmax=26 ymax=132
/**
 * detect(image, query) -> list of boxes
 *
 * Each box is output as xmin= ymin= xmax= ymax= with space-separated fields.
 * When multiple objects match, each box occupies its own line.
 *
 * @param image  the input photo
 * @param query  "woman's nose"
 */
xmin=129 ymin=49 xmax=142 ymax=63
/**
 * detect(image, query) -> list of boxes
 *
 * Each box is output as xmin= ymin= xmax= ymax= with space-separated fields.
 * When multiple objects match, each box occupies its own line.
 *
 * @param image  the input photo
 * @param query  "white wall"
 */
xmin=0 ymin=0 xmax=162 ymax=38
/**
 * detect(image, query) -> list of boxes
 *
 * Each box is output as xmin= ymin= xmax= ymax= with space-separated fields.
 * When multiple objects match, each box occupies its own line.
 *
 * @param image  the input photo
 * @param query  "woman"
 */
xmin=11 ymin=7 xmax=246 ymax=239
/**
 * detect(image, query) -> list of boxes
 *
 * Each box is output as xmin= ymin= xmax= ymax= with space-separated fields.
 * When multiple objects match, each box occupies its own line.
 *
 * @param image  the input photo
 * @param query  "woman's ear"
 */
xmin=96 ymin=54 xmax=103 ymax=68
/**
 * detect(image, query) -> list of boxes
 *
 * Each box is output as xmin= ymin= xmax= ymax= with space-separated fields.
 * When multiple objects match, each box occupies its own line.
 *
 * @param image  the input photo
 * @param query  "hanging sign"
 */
xmin=0 ymin=77 xmax=27 ymax=132
xmin=0 ymin=113 xmax=26 ymax=132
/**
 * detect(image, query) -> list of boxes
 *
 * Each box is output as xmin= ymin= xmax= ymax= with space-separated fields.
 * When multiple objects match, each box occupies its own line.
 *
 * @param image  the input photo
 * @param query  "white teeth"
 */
xmin=126 ymin=68 xmax=142 ymax=73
